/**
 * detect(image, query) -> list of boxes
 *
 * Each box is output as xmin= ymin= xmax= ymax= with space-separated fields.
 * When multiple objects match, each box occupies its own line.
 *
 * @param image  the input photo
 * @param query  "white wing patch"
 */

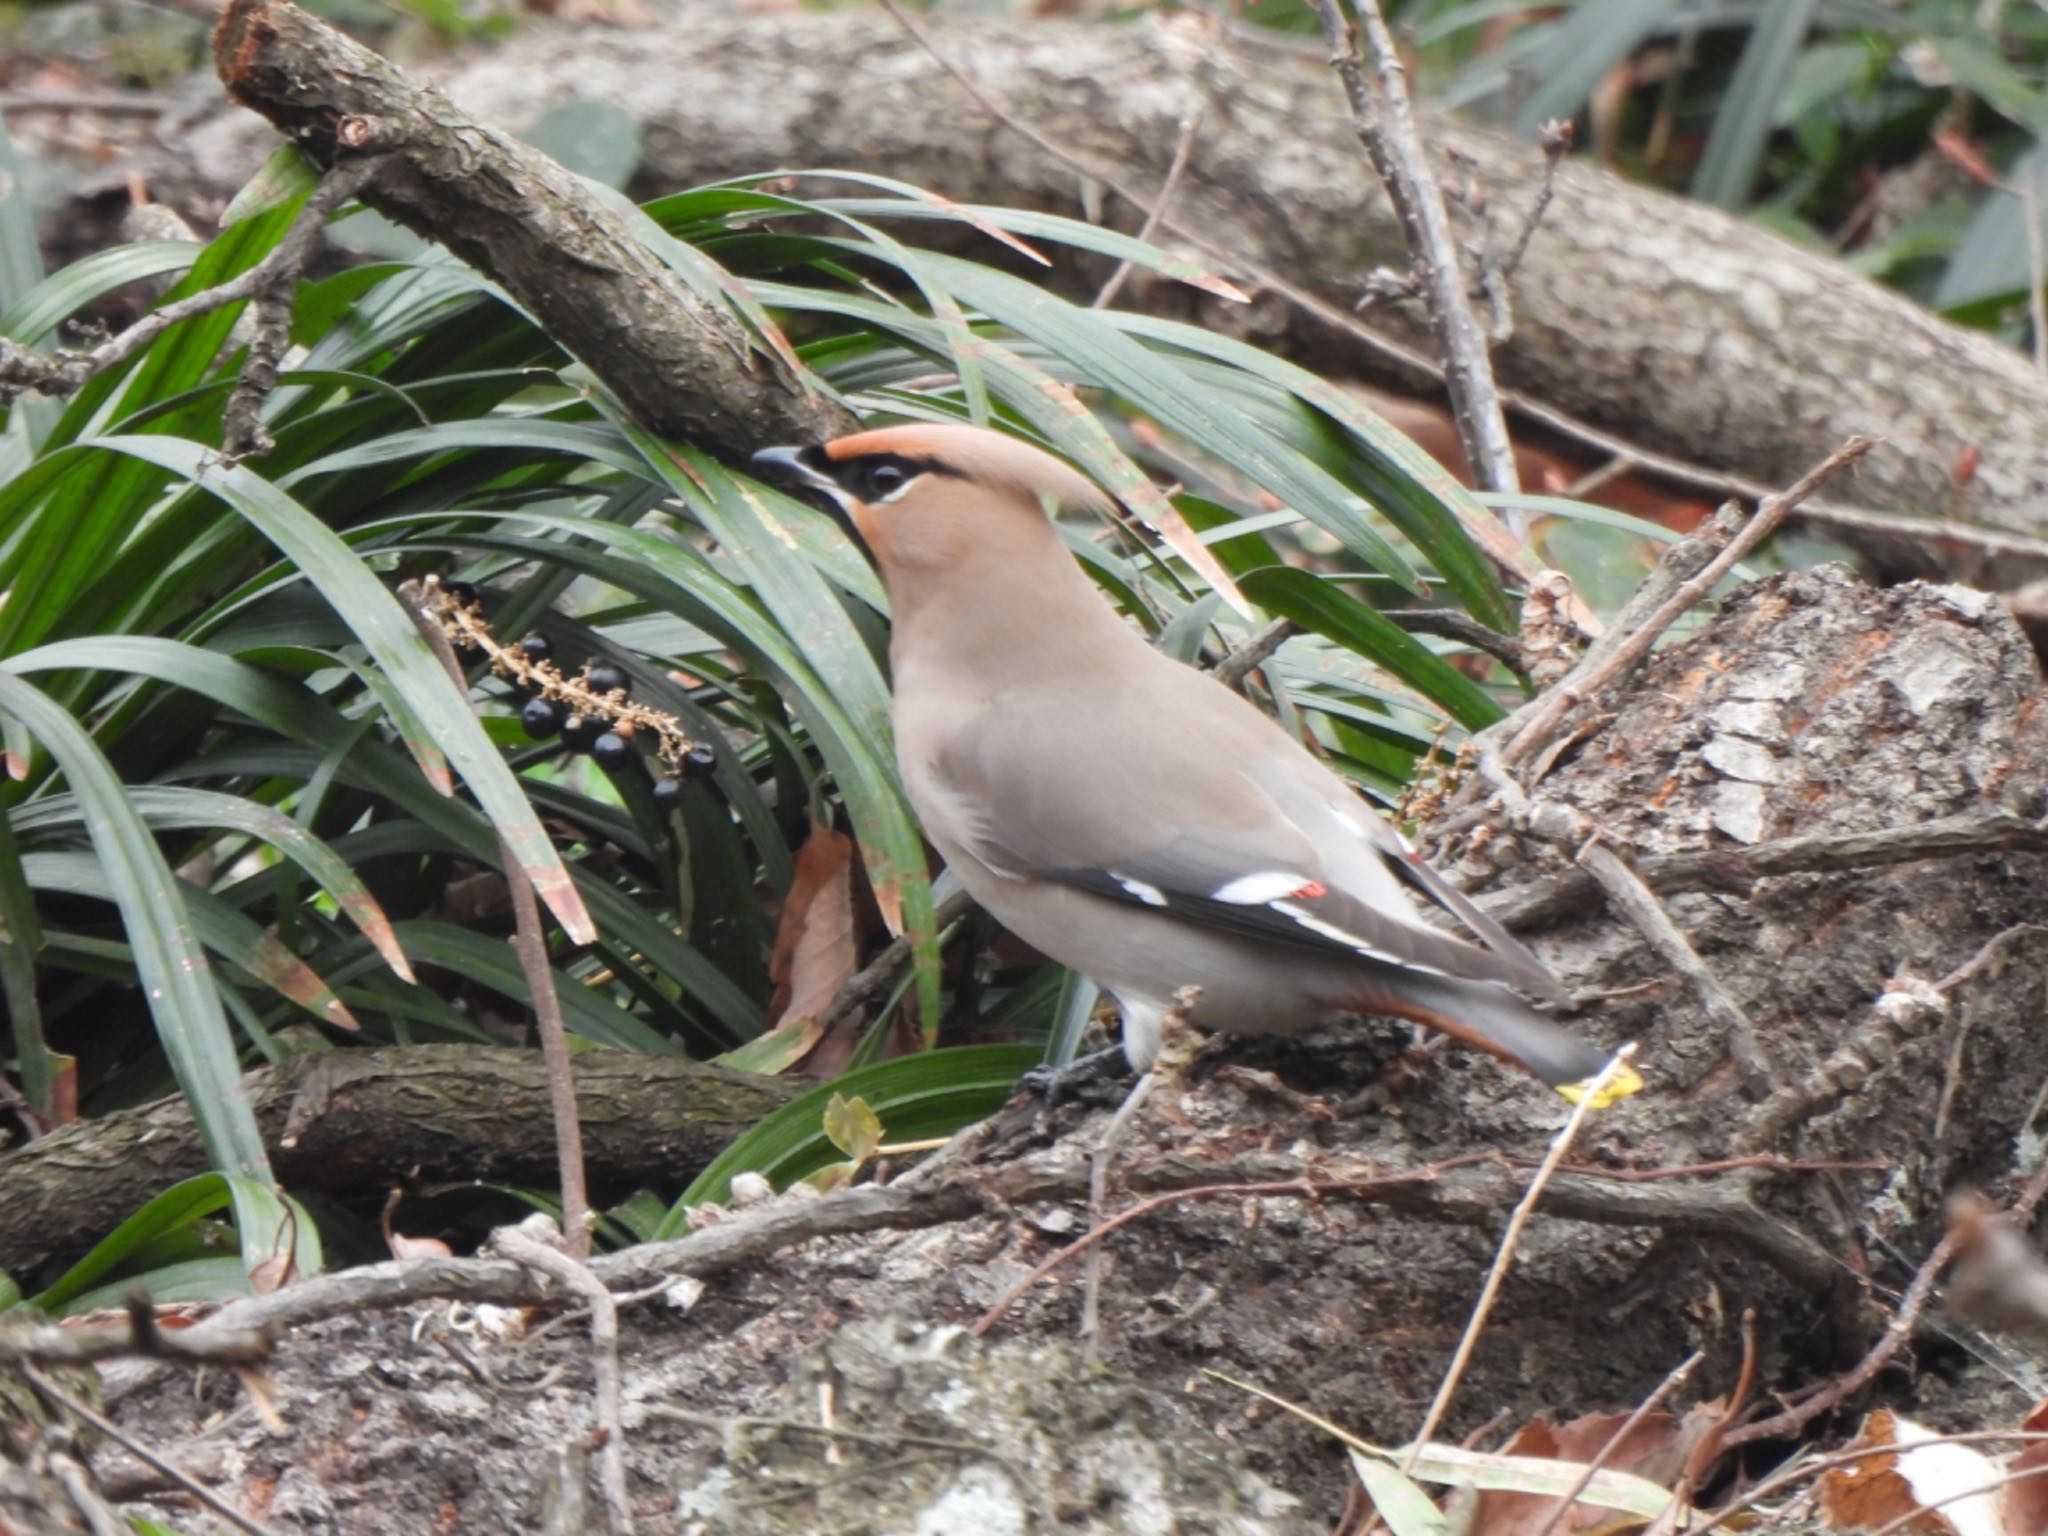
xmin=1115 ymin=875 xmax=1170 ymax=907
xmin=1271 ymin=900 xmax=1456 ymax=980
xmin=1211 ymin=870 xmax=1317 ymax=904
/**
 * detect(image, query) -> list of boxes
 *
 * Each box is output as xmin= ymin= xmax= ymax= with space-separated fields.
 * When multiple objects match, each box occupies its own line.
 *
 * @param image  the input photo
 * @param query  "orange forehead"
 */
xmin=821 ymin=426 xmax=954 ymax=463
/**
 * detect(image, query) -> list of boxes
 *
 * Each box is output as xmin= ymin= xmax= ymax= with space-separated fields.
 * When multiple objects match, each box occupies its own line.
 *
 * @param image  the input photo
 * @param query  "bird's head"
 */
xmin=752 ymin=423 xmax=1110 ymax=582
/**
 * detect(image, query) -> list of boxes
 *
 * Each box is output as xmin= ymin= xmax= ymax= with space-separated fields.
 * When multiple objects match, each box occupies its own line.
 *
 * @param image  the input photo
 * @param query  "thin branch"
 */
xmin=1483 ymin=807 xmax=2048 ymax=931
xmin=1719 ymin=1157 xmax=2048 ymax=1451
xmin=813 ymin=887 xmax=975 ymax=1036
xmin=1094 ymin=108 xmax=1205 ymax=310
xmin=1682 ymin=1430 xmax=2048 ymax=1536
xmin=1499 ymin=119 xmax=1573 ymax=282
xmin=493 ymin=1220 xmax=633 ymax=1534
xmin=1531 ymin=1346 xmax=1704 ymax=1536
xmin=401 ymin=582 xmax=591 ymax=1257
xmin=1389 ymin=608 xmax=1528 ymax=675
xmin=1306 ymin=0 xmax=1519 ymax=497
xmin=1476 ymin=750 xmax=1771 ymax=1091
xmin=24 ymin=1363 xmax=283 ymax=1536
xmin=1497 ymin=435 xmax=1876 ymax=767
xmin=0 ymin=158 xmax=377 ymax=410
xmin=160 ymin=1144 xmax=1840 ymax=1360
xmin=0 ymin=89 xmax=172 ymax=115
xmin=1574 ymin=836 xmax=1773 ymax=1094
xmin=1402 ymin=1047 xmax=1637 ymax=1469
xmin=0 ymin=1293 xmax=276 ymax=1369
xmin=1210 ymin=617 xmax=1295 ymax=692
xmin=2018 ymin=169 xmax=2048 ymax=374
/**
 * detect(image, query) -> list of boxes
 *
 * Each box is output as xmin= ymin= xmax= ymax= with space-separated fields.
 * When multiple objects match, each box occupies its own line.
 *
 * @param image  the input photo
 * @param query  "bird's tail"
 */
xmin=1341 ymin=966 xmax=1636 ymax=1100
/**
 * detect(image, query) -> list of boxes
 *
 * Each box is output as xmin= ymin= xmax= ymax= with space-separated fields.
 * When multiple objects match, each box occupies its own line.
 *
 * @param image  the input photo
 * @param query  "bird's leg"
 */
xmin=1081 ymin=986 xmax=1201 ymax=1359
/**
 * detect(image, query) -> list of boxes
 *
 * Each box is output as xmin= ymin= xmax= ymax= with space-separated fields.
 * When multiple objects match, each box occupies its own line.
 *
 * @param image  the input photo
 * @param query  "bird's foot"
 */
xmin=1018 ymin=1044 xmax=1134 ymax=1108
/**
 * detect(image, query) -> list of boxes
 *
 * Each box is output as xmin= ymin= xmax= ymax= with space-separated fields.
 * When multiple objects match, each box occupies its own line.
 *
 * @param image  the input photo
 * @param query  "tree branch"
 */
xmin=208 ymin=0 xmax=851 ymax=461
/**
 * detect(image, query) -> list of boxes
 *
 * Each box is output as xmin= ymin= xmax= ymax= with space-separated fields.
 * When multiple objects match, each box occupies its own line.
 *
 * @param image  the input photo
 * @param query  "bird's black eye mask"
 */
xmin=805 ymin=448 xmax=956 ymax=508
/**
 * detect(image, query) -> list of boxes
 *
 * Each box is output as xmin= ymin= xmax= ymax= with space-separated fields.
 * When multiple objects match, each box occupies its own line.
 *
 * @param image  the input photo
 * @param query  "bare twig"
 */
xmin=1307 ymin=0 xmax=1519 ymax=498
xmin=1402 ymin=1047 xmax=1637 ymax=1468
xmin=1484 ymin=807 xmax=2048 ymax=932
xmin=160 ymin=1143 xmax=1843 ymax=1363
xmin=1576 ymin=836 xmax=1773 ymax=1094
xmin=1499 ymin=120 xmax=1574 ymax=282
xmin=0 ymin=89 xmax=173 ymax=115
xmin=1561 ymin=453 xmax=1634 ymax=502
xmin=2018 ymin=170 xmax=2048 ymax=374
xmin=1720 ymin=1158 xmax=2048 ymax=1451
xmin=1389 ymin=608 xmax=1529 ymax=675
xmin=1210 ymin=617 xmax=1295 ymax=692
xmin=1094 ymin=108 xmax=1205 ymax=310
xmin=221 ymin=159 xmax=380 ymax=457
xmin=1496 ymin=435 xmax=1876 ymax=767
xmin=23 ymin=1363 xmax=283 ymax=1536
xmin=1474 ymin=750 xmax=1771 ymax=1090
xmin=0 ymin=1293 xmax=275 ymax=1369
xmin=401 ymin=581 xmax=591 ymax=1257
xmin=493 ymin=1219 xmax=633 ymax=1534
xmin=0 ymin=158 xmax=377 ymax=413
xmin=1531 ymin=1346 xmax=1704 ymax=1536
xmin=1940 ymin=922 xmax=2048 ymax=994
xmin=1680 ymin=1430 xmax=2048 ymax=1536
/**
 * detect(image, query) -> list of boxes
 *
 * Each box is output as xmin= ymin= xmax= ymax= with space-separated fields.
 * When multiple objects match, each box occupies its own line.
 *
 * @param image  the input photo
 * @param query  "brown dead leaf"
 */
xmin=1460 ymin=1412 xmax=1690 ymax=1536
xmin=1819 ymin=1409 xmax=2006 ymax=1536
xmin=2001 ymin=1400 xmax=2048 ymax=1536
xmin=767 ymin=818 xmax=862 ymax=1052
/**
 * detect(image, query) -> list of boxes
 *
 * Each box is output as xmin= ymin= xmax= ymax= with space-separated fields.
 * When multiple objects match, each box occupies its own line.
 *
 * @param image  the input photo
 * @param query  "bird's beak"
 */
xmin=751 ymin=444 xmax=863 ymax=544
xmin=750 ymin=445 xmax=835 ymax=495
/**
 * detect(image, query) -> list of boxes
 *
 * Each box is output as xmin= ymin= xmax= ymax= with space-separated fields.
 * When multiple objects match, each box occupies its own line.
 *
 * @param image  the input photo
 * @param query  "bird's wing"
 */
xmin=913 ymin=680 xmax=1562 ymax=998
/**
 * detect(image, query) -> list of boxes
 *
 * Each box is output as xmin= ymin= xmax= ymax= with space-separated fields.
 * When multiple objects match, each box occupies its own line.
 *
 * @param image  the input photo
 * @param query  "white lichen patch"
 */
xmin=1709 ymin=780 xmax=1769 ymax=843
xmin=1701 ymin=735 xmax=1780 ymax=784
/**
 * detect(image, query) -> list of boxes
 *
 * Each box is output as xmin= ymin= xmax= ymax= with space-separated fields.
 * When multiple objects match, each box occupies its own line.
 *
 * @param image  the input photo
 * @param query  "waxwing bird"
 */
xmin=753 ymin=423 xmax=1627 ymax=1098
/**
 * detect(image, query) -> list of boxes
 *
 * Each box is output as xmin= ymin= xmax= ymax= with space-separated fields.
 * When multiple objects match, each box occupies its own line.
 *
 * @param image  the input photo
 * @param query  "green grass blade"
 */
xmin=0 ymin=675 xmax=302 ymax=1277
xmin=0 ymin=808 xmax=53 ymax=1116
xmin=660 ymin=1044 xmax=1041 ymax=1231
xmin=78 ymin=436 xmax=594 ymax=944
xmin=14 ymin=784 xmax=412 ymax=982
xmin=1693 ymin=0 xmax=1823 ymax=208
xmin=1237 ymin=566 xmax=1505 ymax=730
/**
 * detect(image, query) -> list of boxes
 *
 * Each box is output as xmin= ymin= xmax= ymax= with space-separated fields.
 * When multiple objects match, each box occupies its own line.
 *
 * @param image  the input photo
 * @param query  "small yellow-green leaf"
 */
xmin=823 ymin=1092 xmax=884 ymax=1164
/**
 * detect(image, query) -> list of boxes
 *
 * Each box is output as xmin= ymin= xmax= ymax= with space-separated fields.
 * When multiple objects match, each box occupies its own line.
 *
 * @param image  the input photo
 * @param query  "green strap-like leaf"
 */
xmin=73 ymin=436 xmax=595 ymax=944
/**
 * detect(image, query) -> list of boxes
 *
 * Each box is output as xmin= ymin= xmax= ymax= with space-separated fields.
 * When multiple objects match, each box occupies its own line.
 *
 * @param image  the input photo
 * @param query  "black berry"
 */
xmin=586 ymin=663 xmax=628 ymax=696
xmin=521 ymin=697 xmax=564 ymax=739
xmin=680 ymin=742 xmax=717 ymax=781
xmin=518 ymin=633 xmax=553 ymax=663
xmin=591 ymin=732 xmax=632 ymax=771
xmin=560 ymin=713 xmax=603 ymax=752
xmin=443 ymin=579 xmax=479 ymax=608
xmin=651 ymin=776 xmax=685 ymax=811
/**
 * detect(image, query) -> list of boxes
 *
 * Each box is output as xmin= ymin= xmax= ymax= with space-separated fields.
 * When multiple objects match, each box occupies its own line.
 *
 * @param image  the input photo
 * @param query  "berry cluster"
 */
xmin=424 ymin=575 xmax=716 ymax=810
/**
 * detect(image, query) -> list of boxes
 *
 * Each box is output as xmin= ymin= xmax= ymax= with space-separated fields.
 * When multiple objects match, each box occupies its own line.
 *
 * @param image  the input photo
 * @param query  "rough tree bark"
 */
xmin=76 ymin=565 xmax=2048 ymax=1532
xmin=203 ymin=0 xmax=853 ymax=461
xmin=0 ymin=1046 xmax=799 ymax=1280
xmin=94 ymin=9 xmax=2048 ymax=559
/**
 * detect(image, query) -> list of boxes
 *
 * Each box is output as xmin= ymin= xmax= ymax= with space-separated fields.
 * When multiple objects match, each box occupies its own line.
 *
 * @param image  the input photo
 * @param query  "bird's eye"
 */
xmin=861 ymin=462 xmax=908 ymax=500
